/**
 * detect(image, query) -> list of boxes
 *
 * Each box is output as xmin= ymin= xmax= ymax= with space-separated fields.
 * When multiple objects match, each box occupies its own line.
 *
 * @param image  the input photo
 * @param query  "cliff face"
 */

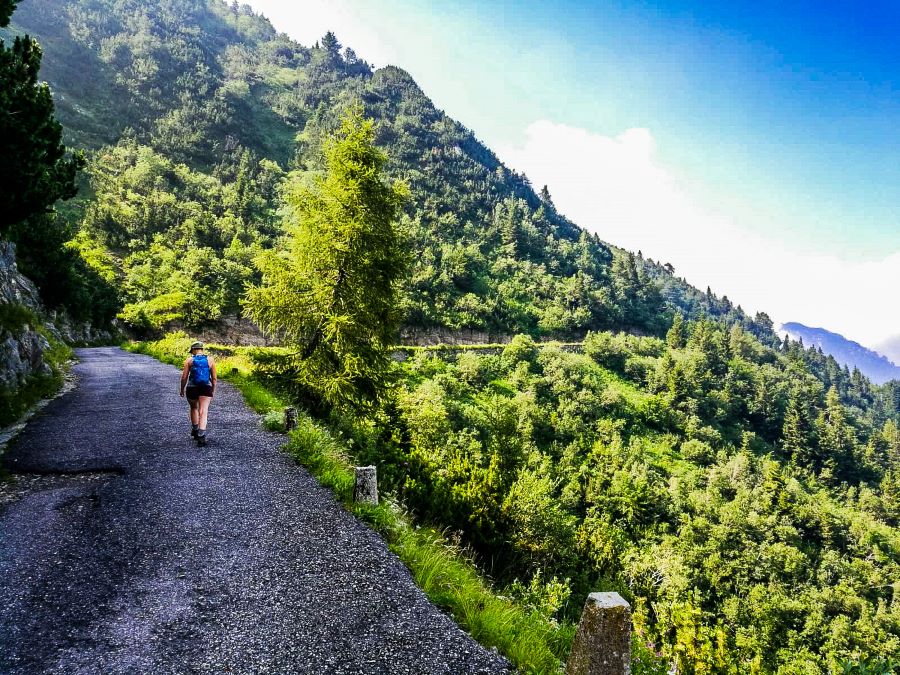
xmin=0 ymin=242 xmax=51 ymax=389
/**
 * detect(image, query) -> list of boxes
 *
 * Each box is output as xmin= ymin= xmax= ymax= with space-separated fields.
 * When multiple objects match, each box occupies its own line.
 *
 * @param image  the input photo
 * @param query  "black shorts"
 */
xmin=185 ymin=383 xmax=213 ymax=400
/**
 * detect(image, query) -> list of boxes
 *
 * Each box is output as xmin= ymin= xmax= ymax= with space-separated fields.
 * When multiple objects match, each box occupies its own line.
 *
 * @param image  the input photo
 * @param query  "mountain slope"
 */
xmin=7 ymin=1 xmax=900 ymax=671
xmin=6 ymin=0 xmax=895 ymax=425
xmin=783 ymin=322 xmax=900 ymax=385
xmin=6 ymin=0 xmax=774 ymax=342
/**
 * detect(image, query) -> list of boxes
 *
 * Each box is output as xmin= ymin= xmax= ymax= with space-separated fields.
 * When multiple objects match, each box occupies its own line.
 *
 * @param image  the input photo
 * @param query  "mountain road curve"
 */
xmin=0 ymin=347 xmax=510 ymax=675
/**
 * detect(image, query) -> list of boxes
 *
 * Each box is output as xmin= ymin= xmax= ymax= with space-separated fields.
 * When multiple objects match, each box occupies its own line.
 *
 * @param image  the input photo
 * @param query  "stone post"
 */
xmin=284 ymin=406 xmax=297 ymax=431
xmin=354 ymin=466 xmax=378 ymax=505
xmin=565 ymin=592 xmax=631 ymax=675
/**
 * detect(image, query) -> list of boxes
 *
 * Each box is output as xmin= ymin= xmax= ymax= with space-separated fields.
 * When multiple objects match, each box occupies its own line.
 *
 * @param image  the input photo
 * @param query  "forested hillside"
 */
xmin=6 ymin=0 xmax=776 ymax=341
xmin=6 ymin=0 xmax=900 ymax=671
xmin=783 ymin=322 xmax=900 ymax=386
xmin=382 ymin=327 xmax=900 ymax=671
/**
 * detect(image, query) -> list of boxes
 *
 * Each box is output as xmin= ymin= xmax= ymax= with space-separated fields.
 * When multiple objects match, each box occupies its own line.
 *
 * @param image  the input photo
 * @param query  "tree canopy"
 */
xmin=0 ymin=31 xmax=83 ymax=234
xmin=0 ymin=0 xmax=16 ymax=27
xmin=246 ymin=107 xmax=408 ymax=408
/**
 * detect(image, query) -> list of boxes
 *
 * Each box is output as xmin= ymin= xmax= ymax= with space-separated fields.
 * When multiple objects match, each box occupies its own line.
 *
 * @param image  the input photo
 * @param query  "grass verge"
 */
xmin=127 ymin=332 xmax=571 ymax=673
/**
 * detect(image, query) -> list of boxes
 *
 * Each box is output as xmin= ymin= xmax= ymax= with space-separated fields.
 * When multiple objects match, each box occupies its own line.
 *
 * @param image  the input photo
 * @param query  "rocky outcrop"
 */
xmin=0 ymin=242 xmax=51 ymax=388
xmin=0 ymin=242 xmax=42 ymax=309
xmin=0 ymin=330 xmax=51 ymax=389
xmin=192 ymin=316 xmax=271 ymax=346
xmin=46 ymin=311 xmax=116 ymax=346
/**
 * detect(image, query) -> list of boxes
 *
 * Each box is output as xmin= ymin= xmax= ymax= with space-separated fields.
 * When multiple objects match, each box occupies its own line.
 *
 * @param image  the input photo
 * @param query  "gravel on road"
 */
xmin=0 ymin=347 xmax=511 ymax=674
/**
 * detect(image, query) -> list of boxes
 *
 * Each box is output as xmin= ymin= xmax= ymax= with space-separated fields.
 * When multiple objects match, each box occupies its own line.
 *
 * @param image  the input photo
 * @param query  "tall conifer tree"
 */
xmin=0 ymin=5 xmax=83 ymax=234
xmin=246 ymin=105 xmax=408 ymax=408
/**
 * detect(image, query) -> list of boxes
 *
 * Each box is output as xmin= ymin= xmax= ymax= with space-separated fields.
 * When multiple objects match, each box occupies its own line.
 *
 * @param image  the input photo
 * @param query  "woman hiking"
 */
xmin=179 ymin=341 xmax=217 ymax=446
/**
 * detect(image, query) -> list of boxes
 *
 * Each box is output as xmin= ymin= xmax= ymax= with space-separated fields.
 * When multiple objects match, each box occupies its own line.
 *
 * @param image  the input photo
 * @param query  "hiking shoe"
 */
xmin=191 ymin=428 xmax=199 ymax=439
xmin=197 ymin=434 xmax=208 ymax=447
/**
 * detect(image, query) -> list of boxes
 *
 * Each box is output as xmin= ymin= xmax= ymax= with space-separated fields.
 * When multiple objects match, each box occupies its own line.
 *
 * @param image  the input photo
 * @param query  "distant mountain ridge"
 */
xmin=782 ymin=322 xmax=900 ymax=384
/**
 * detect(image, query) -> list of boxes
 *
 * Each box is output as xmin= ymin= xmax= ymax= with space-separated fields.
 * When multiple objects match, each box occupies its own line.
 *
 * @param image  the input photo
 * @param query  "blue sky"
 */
xmin=246 ymin=0 xmax=900 ymax=349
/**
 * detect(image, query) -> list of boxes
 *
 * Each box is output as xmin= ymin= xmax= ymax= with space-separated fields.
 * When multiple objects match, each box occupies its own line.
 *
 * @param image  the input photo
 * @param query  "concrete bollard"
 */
xmin=284 ymin=406 xmax=297 ymax=431
xmin=354 ymin=466 xmax=378 ymax=505
xmin=566 ymin=592 xmax=632 ymax=675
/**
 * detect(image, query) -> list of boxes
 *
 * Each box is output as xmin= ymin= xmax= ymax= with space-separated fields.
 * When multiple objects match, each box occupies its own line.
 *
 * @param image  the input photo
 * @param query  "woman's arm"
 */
xmin=180 ymin=358 xmax=192 ymax=397
xmin=209 ymin=357 xmax=217 ymax=397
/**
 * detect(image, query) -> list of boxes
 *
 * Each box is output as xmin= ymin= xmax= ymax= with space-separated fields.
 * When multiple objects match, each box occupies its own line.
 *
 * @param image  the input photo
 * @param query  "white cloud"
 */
xmin=497 ymin=120 xmax=900 ymax=349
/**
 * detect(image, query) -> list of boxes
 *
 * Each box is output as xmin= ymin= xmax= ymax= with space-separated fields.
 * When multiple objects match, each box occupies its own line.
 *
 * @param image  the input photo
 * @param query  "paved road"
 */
xmin=0 ymin=348 xmax=509 ymax=674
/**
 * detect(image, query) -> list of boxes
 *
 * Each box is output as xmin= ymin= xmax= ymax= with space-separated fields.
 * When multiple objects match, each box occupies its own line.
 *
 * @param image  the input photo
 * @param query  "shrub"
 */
xmin=584 ymin=331 xmax=628 ymax=372
xmin=501 ymin=334 xmax=539 ymax=370
xmin=0 ymin=303 xmax=39 ymax=332
xmin=681 ymin=438 xmax=714 ymax=465
xmin=118 ymin=292 xmax=188 ymax=330
xmin=261 ymin=408 xmax=286 ymax=432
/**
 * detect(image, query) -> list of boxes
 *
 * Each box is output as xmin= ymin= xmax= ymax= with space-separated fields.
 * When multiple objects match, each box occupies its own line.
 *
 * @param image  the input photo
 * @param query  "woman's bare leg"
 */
xmin=198 ymin=396 xmax=212 ymax=431
xmin=188 ymin=398 xmax=200 ymax=426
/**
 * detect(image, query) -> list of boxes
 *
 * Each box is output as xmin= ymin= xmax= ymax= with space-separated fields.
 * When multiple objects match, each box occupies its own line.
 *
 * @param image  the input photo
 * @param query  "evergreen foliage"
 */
xmin=0 ymin=32 xmax=83 ymax=234
xmin=246 ymin=107 xmax=408 ymax=408
xmin=359 ymin=322 xmax=900 ymax=671
xmin=78 ymin=140 xmax=283 ymax=329
xmin=0 ymin=0 xmax=16 ymax=27
xmin=0 ymin=0 xmax=100 ymax=319
xmin=10 ymin=1 xmax=900 ymax=670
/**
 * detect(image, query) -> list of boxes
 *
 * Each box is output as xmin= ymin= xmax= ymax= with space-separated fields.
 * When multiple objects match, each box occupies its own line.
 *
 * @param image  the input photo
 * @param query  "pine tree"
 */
xmin=0 ymin=16 xmax=84 ymax=235
xmin=1 ymin=1 xmax=17 ymax=25
xmin=245 ymin=106 xmax=408 ymax=408
xmin=782 ymin=395 xmax=808 ymax=461
xmin=320 ymin=31 xmax=341 ymax=60
xmin=667 ymin=312 xmax=687 ymax=349
xmin=539 ymin=184 xmax=553 ymax=207
xmin=883 ymin=419 xmax=900 ymax=467
xmin=817 ymin=386 xmax=856 ymax=476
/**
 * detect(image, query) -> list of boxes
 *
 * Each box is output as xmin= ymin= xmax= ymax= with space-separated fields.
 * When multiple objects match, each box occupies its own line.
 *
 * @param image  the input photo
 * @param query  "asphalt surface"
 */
xmin=0 ymin=347 xmax=510 ymax=674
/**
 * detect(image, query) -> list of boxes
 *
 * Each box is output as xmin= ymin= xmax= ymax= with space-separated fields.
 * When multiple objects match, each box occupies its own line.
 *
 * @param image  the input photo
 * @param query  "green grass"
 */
xmin=0 ymin=303 xmax=39 ymax=333
xmin=284 ymin=412 xmax=571 ymax=674
xmin=128 ymin=332 xmax=572 ymax=673
xmin=0 ymin=372 xmax=64 ymax=428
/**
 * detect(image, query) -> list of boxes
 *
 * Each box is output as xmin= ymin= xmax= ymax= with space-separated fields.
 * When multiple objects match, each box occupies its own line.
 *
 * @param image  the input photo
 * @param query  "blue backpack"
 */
xmin=189 ymin=354 xmax=211 ymax=386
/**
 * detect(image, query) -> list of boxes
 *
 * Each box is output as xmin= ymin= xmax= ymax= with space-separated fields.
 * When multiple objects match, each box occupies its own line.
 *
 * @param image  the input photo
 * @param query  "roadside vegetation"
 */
xmin=6 ymin=0 xmax=900 ymax=671
xmin=130 ymin=316 xmax=900 ymax=674
xmin=127 ymin=331 xmax=572 ymax=673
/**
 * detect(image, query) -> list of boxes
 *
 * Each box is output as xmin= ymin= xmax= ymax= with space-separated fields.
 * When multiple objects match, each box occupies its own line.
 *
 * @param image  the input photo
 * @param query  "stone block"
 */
xmin=566 ymin=592 xmax=631 ymax=675
xmin=354 ymin=465 xmax=378 ymax=505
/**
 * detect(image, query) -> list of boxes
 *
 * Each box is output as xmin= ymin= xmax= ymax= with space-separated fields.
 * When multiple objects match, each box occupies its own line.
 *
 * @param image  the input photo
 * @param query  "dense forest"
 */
xmin=377 ymin=330 xmax=900 ymax=672
xmin=5 ymin=0 xmax=900 ymax=671
xmin=5 ymin=0 xmax=776 ymax=341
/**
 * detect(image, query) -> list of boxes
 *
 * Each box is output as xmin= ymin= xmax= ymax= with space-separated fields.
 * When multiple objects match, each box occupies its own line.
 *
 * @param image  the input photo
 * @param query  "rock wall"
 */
xmin=46 ymin=311 xmax=116 ymax=346
xmin=190 ymin=321 xmax=512 ymax=348
xmin=0 ymin=242 xmax=42 ymax=308
xmin=192 ymin=316 xmax=272 ymax=347
xmin=398 ymin=327 xmax=513 ymax=346
xmin=0 ymin=242 xmax=51 ymax=388
xmin=150 ymin=316 xmax=273 ymax=347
